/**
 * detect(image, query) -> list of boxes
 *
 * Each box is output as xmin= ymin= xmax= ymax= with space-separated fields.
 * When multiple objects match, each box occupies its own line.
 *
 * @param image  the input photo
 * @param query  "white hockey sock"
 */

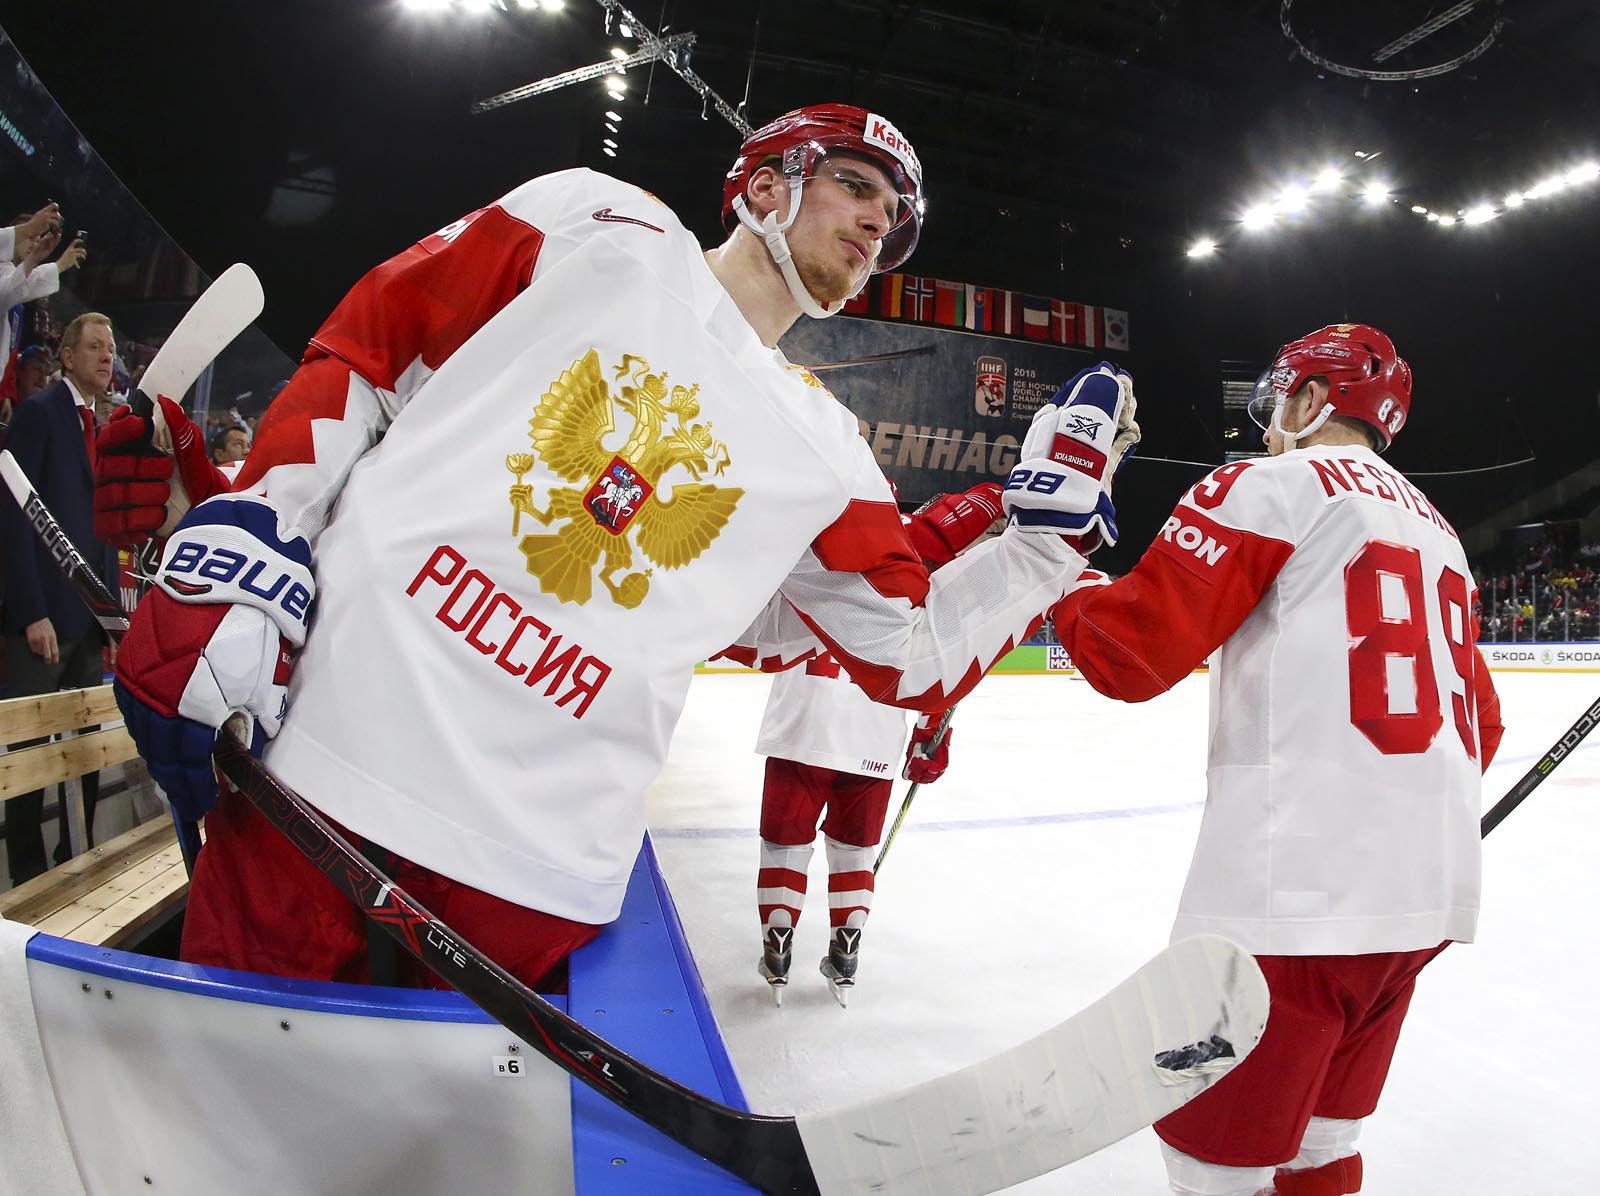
xmin=824 ymin=836 xmax=875 ymax=930
xmin=1160 ymin=1141 xmax=1275 ymax=1196
xmin=1284 ymin=1116 xmax=1362 ymax=1171
xmin=758 ymin=840 xmax=814 ymax=929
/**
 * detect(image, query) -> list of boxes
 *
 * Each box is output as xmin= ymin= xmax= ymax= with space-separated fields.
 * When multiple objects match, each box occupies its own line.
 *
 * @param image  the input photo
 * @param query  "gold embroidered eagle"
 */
xmin=506 ymin=350 xmax=743 ymax=608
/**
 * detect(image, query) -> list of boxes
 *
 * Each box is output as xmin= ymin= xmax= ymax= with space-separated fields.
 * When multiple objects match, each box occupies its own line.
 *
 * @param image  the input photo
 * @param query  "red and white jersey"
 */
xmin=1053 ymin=444 xmax=1504 ymax=956
xmin=236 ymin=169 xmax=1082 ymax=923
xmin=757 ymin=654 xmax=910 ymax=779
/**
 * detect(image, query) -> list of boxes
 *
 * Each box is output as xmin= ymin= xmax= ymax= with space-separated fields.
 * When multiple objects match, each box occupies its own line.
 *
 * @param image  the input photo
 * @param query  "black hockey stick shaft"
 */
xmin=211 ymin=735 xmax=821 ymax=1196
xmin=0 ymin=450 xmax=202 ymax=874
xmin=1481 ymin=690 xmax=1600 ymax=838
xmin=873 ymin=703 xmax=958 ymax=875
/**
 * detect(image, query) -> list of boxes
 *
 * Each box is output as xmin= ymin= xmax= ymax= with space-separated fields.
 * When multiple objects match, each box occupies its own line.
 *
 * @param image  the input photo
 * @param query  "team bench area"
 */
xmin=0 ymin=683 xmax=188 ymax=949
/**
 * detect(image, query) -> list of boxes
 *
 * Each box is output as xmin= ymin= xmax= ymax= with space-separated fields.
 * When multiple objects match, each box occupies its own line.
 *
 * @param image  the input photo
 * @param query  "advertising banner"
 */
xmin=780 ymin=316 xmax=1105 ymax=506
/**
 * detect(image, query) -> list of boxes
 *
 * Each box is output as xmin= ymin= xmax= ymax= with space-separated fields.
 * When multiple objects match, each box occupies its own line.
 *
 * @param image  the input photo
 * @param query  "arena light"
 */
xmin=1410 ymin=204 xmax=1429 ymax=215
xmin=604 ymin=121 xmax=618 ymax=133
xmin=1525 ymin=173 xmax=1568 ymax=199
xmin=538 ymin=0 xmax=565 ymax=9
xmin=1566 ymin=161 xmax=1600 ymax=186
xmin=604 ymin=110 xmax=622 ymax=122
xmin=1503 ymin=191 xmax=1525 ymax=208
xmin=603 ymin=138 xmax=617 ymax=148
xmin=1311 ymin=166 xmax=1343 ymax=194
xmin=1276 ymin=183 xmax=1310 ymax=215
xmin=610 ymin=47 xmax=628 ymax=60
xmin=1361 ymin=180 xmax=1391 ymax=207
xmin=606 ymin=74 xmax=627 ymax=91
xmin=1463 ymin=204 xmax=1498 ymax=225
xmin=602 ymin=146 xmax=617 ymax=158
xmin=1436 ymin=214 xmax=1458 ymax=226
xmin=400 ymin=0 xmax=452 ymax=11
xmin=1186 ymin=238 xmax=1217 ymax=258
xmin=1241 ymin=202 xmax=1276 ymax=231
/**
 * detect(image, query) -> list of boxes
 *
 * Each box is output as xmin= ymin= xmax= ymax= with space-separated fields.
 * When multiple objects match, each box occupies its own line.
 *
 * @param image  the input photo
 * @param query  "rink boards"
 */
xmin=2 ymin=836 xmax=757 ymax=1196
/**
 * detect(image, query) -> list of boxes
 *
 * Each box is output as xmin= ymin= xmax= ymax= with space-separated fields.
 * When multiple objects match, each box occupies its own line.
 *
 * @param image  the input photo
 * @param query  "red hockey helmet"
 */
xmin=722 ymin=103 xmax=925 ymax=272
xmin=1248 ymin=323 xmax=1413 ymax=450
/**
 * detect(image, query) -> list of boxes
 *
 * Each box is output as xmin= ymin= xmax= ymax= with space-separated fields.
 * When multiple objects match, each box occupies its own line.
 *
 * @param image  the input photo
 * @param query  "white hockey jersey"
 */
xmin=757 ymin=655 xmax=910 ymax=779
xmin=234 ymin=169 xmax=1083 ymax=923
xmin=1053 ymin=445 xmax=1503 ymax=956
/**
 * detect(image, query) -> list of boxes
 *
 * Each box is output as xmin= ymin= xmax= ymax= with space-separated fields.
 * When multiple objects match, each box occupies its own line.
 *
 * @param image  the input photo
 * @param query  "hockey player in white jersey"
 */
xmin=1048 ymin=324 xmax=1503 ymax=1196
xmin=107 ymin=104 xmax=1135 ymax=991
xmin=753 ymin=483 xmax=1001 ymax=1004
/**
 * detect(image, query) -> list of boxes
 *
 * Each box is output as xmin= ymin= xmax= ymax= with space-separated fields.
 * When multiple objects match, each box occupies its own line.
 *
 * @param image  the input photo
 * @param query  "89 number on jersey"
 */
xmin=1344 ymin=540 xmax=1478 ymax=760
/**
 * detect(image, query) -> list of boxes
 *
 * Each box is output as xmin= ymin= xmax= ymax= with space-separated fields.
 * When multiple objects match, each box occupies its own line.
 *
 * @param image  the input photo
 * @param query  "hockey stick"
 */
xmin=213 ymin=730 xmax=1269 ymax=1196
xmin=873 ymin=703 xmax=957 ymax=875
xmin=0 ymin=449 xmax=203 ymax=874
xmin=1481 ymin=691 xmax=1600 ymax=838
xmin=137 ymin=262 xmax=265 ymax=430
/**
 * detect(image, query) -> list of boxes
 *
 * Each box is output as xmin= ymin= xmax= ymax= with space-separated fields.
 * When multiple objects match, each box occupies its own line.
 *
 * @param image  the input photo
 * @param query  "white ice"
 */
xmin=647 ymin=670 xmax=1599 ymax=1195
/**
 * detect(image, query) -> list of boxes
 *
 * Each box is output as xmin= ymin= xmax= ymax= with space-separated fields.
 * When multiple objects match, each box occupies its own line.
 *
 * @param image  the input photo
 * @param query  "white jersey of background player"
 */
xmin=1050 ymin=324 xmax=1503 ymax=1196
xmin=111 ymin=104 xmax=1134 ymax=991
xmin=753 ymin=483 xmax=1001 ymax=1001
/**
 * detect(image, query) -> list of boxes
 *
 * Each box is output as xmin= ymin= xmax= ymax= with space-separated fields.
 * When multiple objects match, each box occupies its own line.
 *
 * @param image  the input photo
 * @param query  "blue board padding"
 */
xmin=25 ymin=934 xmax=513 ymax=1022
xmin=567 ymin=833 xmax=758 ymax=1195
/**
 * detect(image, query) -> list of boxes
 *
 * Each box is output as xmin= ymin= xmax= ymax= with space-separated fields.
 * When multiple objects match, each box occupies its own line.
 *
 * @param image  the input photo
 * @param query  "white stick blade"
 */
xmin=140 ymin=262 xmax=265 ymax=405
xmin=796 ymin=935 xmax=1269 ymax=1196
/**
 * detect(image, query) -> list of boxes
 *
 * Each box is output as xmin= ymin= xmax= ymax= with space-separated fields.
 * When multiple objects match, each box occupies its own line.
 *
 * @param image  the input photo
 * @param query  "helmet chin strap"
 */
xmin=1272 ymin=399 xmax=1336 ymax=451
xmin=732 ymin=182 xmax=872 ymax=321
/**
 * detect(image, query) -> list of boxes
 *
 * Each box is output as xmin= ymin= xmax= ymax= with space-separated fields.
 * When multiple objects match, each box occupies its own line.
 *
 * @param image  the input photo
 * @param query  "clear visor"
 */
xmin=803 ymin=157 xmax=923 ymax=271
xmin=1247 ymin=364 xmax=1292 ymax=432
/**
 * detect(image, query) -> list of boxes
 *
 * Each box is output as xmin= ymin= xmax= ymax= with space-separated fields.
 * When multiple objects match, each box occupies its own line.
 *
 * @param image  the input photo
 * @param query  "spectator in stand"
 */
xmin=0 ymin=313 xmax=120 ymax=883
xmin=1 ymin=205 xmax=85 ymax=399
xmin=209 ymin=423 xmax=250 ymax=467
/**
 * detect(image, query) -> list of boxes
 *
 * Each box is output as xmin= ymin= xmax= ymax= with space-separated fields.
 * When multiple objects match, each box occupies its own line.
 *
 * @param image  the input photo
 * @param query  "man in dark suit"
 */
xmin=2 ymin=312 xmax=118 ymax=884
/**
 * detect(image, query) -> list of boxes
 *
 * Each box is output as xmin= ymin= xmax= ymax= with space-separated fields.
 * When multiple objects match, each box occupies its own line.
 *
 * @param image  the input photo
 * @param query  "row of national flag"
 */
xmin=841 ymin=273 xmax=1130 ymax=352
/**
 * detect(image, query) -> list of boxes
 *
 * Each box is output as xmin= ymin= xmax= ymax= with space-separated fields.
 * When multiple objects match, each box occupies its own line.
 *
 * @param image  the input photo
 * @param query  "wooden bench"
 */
xmin=0 ymin=683 xmax=189 ymax=948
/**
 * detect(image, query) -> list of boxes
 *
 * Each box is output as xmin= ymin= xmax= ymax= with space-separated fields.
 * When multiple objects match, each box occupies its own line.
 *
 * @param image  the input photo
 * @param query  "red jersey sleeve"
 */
xmin=234 ymin=199 xmax=549 ymax=537
xmin=1052 ymin=489 xmax=1295 ymax=702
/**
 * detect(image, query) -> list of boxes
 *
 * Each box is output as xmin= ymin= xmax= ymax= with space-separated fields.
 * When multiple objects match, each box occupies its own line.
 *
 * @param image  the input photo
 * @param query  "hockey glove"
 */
xmin=906 ymin=482 xmax=1004 ymax=567
xmin=1001 ymin=362 xmax=1139 ymax=547
xmin=113 ymin=494 xmax=314 ymax=821
xmin=902 ymin=712 xmax=953 ymax=785
xmin=96 ymin=394 xmax=231 ymax=546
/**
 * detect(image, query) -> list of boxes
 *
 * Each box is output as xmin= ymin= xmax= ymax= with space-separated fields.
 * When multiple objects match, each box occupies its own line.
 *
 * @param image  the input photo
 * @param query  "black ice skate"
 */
xmin=758 ymin=926 xmax=793 ymax=1006
xmin=819 ymin=927 xmax=861 ymax=1008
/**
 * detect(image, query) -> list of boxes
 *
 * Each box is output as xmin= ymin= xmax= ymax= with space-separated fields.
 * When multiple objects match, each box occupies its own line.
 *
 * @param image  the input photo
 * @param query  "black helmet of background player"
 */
xmin=722 ymin=104 xmax=925 ymax=319
xmin=1247 ymin=323 xmax=1413 ymax=453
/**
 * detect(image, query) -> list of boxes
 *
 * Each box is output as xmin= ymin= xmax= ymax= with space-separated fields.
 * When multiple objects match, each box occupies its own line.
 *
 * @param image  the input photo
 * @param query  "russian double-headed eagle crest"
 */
xmin=506 ymin=350 xmax=743 ymax=608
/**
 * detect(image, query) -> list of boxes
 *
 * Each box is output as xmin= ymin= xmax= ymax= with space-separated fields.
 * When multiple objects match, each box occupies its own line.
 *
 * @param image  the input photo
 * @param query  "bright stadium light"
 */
xmin=1436 ymin=214 xmax=1458 ymax=226
xmin=1311 ymin=166 xmax=1342 ymax=194
xmin=400 ymin=0 xmax=452 ymax=11
xmin=1186 ymin=238 xmax=1217 ymax=258
xmin=604 ymin=110 xmax=622 ymax=122
xmin=1503 ymin=191 xmax=1525 ymax=208
xmin=1361 ymin=180 xmax=1391 ymax=207
xmin=1410 ymin=205 xmax=1429 ymax=215
xmin=1277 ymin=183 xmax=1310 ymax=215
xmin=1241 ymin=202 xmax=1276 ymax=231
xmin=1526 ymin=173 xmax=1569 ymax=199
xmin=610 ymin=47 xmax=628 ymax=59
xmin=603 ymin=138 xmax=617 ymax=149
xmin=1566 ymin=161 xmax=1600 ymax=186
xmin=1463 ymin=204 xmax=1498 ymax=225
xmin=602 ymin=146 xmax=617 ymax=157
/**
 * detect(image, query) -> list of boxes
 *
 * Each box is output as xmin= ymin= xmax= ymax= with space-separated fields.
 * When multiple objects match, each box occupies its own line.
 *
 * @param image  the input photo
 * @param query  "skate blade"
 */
xmin=828 ymin=980 xmax=851 ymax=1008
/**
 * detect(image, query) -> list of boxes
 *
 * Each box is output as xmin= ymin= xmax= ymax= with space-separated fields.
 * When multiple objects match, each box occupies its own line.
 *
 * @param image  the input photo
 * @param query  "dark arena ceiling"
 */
xmin=6 ymin=0 xmax=1600 ymax=558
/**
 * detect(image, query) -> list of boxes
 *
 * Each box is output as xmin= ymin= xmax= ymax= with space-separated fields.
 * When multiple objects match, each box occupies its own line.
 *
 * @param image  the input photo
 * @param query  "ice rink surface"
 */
xmin=648 ymin=670 xmax=1598 ymax=1195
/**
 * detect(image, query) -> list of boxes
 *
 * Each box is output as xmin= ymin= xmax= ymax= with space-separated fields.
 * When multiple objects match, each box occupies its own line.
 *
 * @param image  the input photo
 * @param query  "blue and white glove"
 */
xmin=1001 ymin=362 xmax=1140 ymax=548
xmin=113 ymin=495 xmax=315 ymax=820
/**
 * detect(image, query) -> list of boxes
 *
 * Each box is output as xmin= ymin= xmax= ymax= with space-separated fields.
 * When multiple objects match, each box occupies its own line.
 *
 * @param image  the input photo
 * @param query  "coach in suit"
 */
xmin=2 ymin=312 xmax=118 ymax=884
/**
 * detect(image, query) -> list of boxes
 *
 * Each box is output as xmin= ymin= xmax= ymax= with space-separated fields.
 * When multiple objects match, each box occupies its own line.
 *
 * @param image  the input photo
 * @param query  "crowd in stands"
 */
xmin=1476 ymin=539 xmax=1600 ymax=643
